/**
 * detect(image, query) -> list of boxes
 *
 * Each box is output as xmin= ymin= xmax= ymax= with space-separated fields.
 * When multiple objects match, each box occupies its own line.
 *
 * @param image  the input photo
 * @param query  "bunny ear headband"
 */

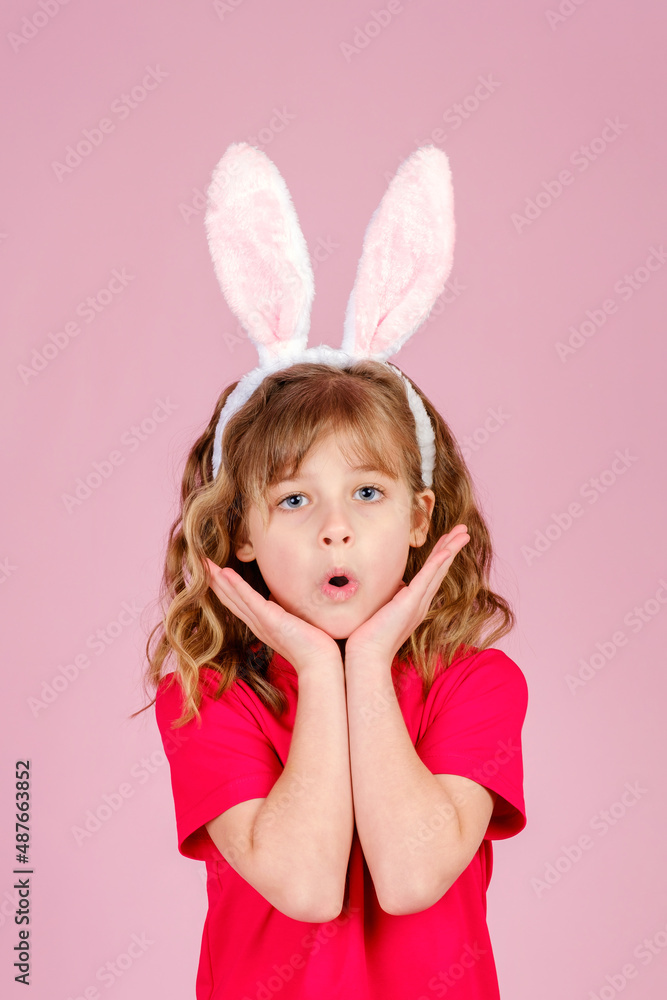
xmin=205 ymin=142 xmax=455 ymax=488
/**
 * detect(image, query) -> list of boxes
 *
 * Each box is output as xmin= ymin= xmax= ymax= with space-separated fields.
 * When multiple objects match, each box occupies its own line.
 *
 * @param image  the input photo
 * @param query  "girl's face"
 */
xmin=235 ymin=431 xmax=435 ymax=640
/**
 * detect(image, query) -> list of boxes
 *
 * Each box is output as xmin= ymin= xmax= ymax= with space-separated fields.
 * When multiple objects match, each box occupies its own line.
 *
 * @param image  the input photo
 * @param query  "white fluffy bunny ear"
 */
xmin=204 ymin=142 xmax=315 ymax=367
xmin=341 ymin=146 xmax=455 ymax=361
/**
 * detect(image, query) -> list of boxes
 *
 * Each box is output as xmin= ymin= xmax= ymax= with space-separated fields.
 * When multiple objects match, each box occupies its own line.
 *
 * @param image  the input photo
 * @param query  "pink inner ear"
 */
xmin=228 ymin=231 xmax=303 ymax=357
xmin=205 ymin=142 xmax=314 ymax=364
xmin=343 ymin=146 xmax=455 ymax=361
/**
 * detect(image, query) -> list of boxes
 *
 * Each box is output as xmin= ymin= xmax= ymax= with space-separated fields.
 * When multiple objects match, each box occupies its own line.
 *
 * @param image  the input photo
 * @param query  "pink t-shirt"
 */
xmin=155 ymin=645 xmax=528 ymax=1000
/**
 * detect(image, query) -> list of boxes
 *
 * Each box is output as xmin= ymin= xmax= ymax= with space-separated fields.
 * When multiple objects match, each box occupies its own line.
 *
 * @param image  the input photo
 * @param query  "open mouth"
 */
xmin=319 ymin=568 xmax=359 ymax=602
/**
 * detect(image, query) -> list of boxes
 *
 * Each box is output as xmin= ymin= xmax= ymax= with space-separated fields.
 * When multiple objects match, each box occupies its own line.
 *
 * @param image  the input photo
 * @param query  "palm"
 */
xmin=205 ymin=559 xmax=340 ymax=672
xmin=345 ymin=525 xmax=470 ymax=663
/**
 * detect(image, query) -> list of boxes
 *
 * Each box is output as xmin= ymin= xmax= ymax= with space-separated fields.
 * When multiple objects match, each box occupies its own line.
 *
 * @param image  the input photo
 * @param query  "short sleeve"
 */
xmin=155 ymin=670 xmax=284 ymax=862
xmin=415 ymin=649 xmax=528 ymax=840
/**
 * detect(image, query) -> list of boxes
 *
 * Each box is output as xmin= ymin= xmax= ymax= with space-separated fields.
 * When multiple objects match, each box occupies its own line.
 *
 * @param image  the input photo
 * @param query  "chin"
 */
xmin=317 ymin=612 xmax=367 ymax=641
xmin=283 ymin=594 xmax=374 ymax=641
xmin=322 ymin=624 xmax=353 ymax=640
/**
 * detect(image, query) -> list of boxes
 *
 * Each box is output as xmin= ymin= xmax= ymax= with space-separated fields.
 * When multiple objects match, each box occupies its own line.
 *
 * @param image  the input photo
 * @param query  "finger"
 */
xmin=432 ymin=525 xmax=469 ymax=554
xmin=218 ymin=568 xmax=276 ymax=620
xmin=417 ymin=531 xmax=469 ymax=584
xmin=210 ymin=578 xmax=255 ymax=629
xmin=204 ymin=556 xmax=218 ymax=584
xmin=414 ymin=532 xmax=470 ymax=609
xmin=399 ymin=563 xmax=445 ymax=625
xmin=206 ymin=561 xmax=251 ymax=604
xmin=430 ymin=534 xmax=469 ymax=584
xmin=206 ymin=563 xmax=261 ymax=628
xmin=211 ymin=566 xmax=295 ymax=644
xmin=432 ymin=528 xmax=470 ymax=560
xmin=205 ymin=558 xmax=233 ymax=595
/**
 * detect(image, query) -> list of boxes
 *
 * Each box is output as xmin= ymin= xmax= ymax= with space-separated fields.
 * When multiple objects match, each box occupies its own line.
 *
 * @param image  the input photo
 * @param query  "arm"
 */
xmin=207 ymin=656 xmax=353 ymax=922
xmin=203 ymin=561 xmax=354 ymax=923
xmin=344 ymin=653 xmax=495 ymax=915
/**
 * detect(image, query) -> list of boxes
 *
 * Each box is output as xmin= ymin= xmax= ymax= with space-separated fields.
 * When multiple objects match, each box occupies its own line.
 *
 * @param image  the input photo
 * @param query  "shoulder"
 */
xmin=428 ymin=646 xmax=528 ymax=710
xmin=461 ymin=646 xmax=527 ymax=690
xmin=154 ymin=665 xmax=262 ymax=731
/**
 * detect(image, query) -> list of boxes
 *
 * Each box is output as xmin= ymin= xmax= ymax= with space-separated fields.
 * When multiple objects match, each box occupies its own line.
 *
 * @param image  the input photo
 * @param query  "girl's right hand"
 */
xmin=205 ymin=559 xmax=342 ymax=676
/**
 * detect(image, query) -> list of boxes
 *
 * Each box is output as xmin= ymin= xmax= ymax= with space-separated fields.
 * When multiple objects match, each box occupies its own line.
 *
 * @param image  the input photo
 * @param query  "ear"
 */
xmin=235 ymin=538 xmax=256 ymax=563
xmin=233 ymin=516 xmax=256 ymax=562
xmin=410 ymin=489 xmax=436 ymax=548
xmin=341 ymin=146 xmax=455 ymax=362
xmin=204 ymin=142 xmax=315 ymax=368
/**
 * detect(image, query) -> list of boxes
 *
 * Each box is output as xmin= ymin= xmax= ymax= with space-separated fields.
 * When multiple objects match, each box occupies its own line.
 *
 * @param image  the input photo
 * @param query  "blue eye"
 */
xmin=355 ymin=486 xmax=384 ymax=502
xmin=278 ymin=493 xmax=309 ymax=509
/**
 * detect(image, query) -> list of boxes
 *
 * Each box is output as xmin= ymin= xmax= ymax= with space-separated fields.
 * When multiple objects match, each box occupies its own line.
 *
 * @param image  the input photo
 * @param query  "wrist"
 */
xmin=293 ymin=651 xmax=344 ymax=680
xmin=343 ymin=645 xmax=394 ymax=674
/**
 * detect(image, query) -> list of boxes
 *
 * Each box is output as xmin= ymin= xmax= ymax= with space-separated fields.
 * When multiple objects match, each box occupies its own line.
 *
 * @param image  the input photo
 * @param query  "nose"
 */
xmin=318 ymin=501 xmax=354 ymax=547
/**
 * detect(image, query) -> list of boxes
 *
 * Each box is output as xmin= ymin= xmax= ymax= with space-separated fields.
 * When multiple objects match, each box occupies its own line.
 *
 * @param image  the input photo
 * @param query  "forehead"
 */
xmin=272 ymin=425 xmax=406 ymax=483
xmin=276 ymin=433 xmax=399 ymax=479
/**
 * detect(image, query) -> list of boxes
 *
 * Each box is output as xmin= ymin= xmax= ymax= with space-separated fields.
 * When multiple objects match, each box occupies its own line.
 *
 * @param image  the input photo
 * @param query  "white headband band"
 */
xmin=204 ymin=142 xmax=455 ymax=491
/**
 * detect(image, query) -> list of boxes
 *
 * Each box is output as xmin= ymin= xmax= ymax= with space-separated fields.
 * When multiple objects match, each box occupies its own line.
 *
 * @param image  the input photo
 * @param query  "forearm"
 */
xmin=253 ymin=656 xmax=354 ymax=919
xmin=345 ymin=655 xmax=462 ymax=914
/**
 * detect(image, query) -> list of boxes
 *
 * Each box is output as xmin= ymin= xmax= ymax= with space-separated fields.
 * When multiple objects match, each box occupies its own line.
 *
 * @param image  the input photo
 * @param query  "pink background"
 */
xmin=2 ymin=1 xmax=666 ymax=997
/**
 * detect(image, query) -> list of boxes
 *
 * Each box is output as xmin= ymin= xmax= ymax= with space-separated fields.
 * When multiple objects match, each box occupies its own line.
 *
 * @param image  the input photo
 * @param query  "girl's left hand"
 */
xmin=344 ymin=524 xmax=470 ymax=666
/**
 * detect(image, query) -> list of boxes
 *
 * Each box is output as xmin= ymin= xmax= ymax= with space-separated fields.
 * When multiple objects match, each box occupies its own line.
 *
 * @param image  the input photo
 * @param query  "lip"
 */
xmin=318 ymin=565 xmax=359 ymax=602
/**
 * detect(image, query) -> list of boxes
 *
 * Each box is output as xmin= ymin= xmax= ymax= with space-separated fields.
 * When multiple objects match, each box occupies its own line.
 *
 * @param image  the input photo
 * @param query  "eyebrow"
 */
xmin=274 ymin=464 xmax=393 ymax=485
xmin=350 ymin=463 xmax=387 ymax=474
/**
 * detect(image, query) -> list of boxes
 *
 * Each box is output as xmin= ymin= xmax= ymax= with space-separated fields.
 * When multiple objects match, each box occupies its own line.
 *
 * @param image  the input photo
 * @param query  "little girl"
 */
xmin=139 ymin=143 xmax=528 ymax=1000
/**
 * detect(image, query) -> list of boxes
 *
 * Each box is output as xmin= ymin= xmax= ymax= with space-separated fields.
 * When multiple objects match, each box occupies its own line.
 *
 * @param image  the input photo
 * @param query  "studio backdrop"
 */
xmin=2 ymin=1 xmax=666 ymax=998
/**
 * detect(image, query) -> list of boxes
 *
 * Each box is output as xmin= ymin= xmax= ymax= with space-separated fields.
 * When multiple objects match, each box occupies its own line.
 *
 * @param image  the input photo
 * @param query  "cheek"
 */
xmin=374 ymin=532 xmax=411 ymax=576
xmin=254 ymin=533 xmax=305 ymax=586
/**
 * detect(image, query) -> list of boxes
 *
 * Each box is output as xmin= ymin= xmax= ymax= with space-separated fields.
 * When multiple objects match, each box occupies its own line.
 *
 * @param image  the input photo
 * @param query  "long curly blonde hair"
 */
xmin=131 ymin=359 xmax=514 ymax=729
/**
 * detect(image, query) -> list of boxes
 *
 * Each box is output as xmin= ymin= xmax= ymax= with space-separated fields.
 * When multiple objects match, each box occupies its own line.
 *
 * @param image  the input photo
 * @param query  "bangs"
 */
xmin=226 ymin=362 xmax=423 ymax=512
xmin=266 ymin=406 xmax=406 ymax=485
